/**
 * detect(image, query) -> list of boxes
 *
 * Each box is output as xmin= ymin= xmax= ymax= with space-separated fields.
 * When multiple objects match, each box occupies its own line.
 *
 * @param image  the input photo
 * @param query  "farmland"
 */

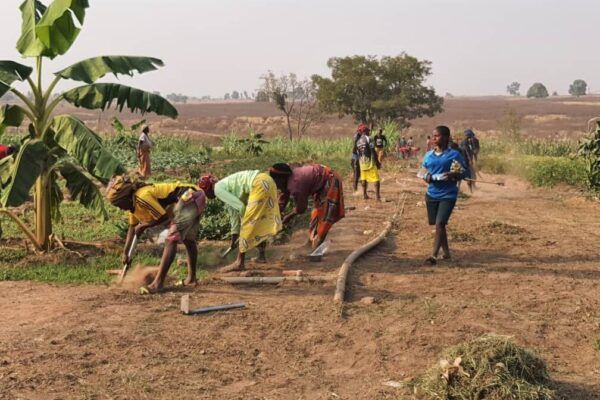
xmin=1 ymin=96 xmax=600 ymax=399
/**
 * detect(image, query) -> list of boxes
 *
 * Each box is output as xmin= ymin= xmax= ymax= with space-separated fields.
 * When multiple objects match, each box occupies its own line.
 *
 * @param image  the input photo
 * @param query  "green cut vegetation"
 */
xmin=416 ymin=334 xmax=556 ymax=400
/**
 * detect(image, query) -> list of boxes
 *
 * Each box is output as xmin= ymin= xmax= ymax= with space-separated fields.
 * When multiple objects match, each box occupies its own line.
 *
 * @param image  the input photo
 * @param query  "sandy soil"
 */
xmin=1 ymin=164 xmax=600 ymax=399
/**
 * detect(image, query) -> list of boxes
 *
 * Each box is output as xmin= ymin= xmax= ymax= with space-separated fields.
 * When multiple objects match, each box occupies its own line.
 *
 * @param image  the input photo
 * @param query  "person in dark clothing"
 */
xmin=351 ymin=126 xmax=367 ymax=191
xmin=462 ymin=129 xmax=480 ymax=161
xmin=373 ymin=129 xmax=388 ymax=167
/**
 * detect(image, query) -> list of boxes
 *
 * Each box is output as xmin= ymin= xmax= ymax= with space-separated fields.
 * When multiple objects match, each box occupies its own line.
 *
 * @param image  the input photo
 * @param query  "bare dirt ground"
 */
xmin=1 ymin=163 xmax=600 ymax=399
xmin=49 ymin=95 xmax=600 ymax=144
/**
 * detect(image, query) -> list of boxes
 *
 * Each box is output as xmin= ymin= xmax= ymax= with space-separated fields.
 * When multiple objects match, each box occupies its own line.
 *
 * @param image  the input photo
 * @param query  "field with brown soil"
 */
xmin=2 ymin=164 xmax=599 ymax=399
xmin=55 ymin=95 xmax=600 ymax=144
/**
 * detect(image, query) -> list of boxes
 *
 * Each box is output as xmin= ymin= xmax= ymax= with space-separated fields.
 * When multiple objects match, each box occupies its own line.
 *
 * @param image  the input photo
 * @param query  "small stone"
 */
xmin=363 ymin=230 xmax=373 ymax=235
xmin=360 ymin=296 xmax=376 ymax=305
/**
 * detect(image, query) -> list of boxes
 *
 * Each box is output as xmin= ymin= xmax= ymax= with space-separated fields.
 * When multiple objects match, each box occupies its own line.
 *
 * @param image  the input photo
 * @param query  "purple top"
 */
xmin=279 ymin=165 xmax=328 ymax=213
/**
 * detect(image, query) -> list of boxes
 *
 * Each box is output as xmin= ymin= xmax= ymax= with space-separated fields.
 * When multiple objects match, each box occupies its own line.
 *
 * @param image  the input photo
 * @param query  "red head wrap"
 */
xmin=357 ymin=123 xmax=370 ymax=134
xmin=197 ymin=175 xmax=218 ymax=198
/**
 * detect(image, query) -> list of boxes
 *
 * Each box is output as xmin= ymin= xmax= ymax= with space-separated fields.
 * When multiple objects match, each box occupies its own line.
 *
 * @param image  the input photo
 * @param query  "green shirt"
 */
xmin=214 ymin=170 xmax=259 ymax=234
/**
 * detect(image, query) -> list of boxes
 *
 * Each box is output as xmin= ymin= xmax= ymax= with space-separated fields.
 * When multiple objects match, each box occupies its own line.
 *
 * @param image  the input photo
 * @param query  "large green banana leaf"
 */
xmin=35 ymin=0 xmax=89 ymax=57
xmin=58 ymin=162 xmax=107 ymax=220
xmin=0 ymin=139 xmax=48 ymax=207
xmin=50 ymin=115 xmax=125 ymax=183
xmin=55 ymin=56 xmax=164 ymax=84
xmin=0 ymin=105 xmax=26 ymax=136
xmin=16 ymin=0 xmax=50 ymax=58
xmin=62 ymin=83 xmax=178 ymax=118
xmin=0 ymin=61 xmax=34 ymax=97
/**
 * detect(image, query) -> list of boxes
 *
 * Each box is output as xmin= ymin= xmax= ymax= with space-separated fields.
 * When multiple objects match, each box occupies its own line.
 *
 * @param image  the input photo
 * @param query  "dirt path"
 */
xmin=1 ymin=167 xmax=600 ymax=399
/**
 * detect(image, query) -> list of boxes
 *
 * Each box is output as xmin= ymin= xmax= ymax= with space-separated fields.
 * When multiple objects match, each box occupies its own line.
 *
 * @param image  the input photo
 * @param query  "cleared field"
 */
xmin=53 ymin=96 xmax=600 ymax=144
xmin=1 ymin=169 xmax=599 ymax=399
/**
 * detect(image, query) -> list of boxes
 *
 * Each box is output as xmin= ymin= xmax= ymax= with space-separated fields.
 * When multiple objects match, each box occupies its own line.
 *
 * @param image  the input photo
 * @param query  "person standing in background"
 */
xmin=138 ymin=126 xmax=153 ymax=178
xmin=426 ymin=135 xmax=433 ymax=151
xmin=373 ymin=128 xmax=388 ymax=167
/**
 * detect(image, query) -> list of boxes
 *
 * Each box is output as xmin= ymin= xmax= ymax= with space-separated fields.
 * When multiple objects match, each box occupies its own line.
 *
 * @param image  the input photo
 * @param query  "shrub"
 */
xmin=523 ymin=156 xmax=586 ymax=187
xmin=527 ymin=83 xmax=549 ymax=98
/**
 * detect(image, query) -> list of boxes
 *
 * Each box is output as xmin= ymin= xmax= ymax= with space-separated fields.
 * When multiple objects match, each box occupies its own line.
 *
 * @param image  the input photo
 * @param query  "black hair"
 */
xmin=269 ymin=163 xmax=292 ymax=176
xmin=434 ymin=125 xmax=451 ymax=139
xmin=7 ymin=145 xmax=18 ymax=155
xmin=142 ymin=126 xmax=150 ymax=134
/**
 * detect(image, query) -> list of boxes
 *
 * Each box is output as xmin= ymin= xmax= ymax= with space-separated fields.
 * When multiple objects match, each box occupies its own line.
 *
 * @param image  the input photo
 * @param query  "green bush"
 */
xmin=198 ymin=200 xmax=230 ymax=241
xmin=478 ymin=155 xmax=509 ymax=175
xmin=523 ymin=156 xmax=586 ymax=187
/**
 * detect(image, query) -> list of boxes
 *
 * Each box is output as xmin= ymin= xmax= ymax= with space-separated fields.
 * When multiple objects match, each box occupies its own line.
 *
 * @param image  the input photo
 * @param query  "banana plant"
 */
xmin=0 ymin=0 xmax=178 ymax=250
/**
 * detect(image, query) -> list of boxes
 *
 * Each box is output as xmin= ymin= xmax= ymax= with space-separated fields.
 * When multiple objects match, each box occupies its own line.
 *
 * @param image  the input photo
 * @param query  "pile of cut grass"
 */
xmin=416 ymin=334 xmax=556 ymax=400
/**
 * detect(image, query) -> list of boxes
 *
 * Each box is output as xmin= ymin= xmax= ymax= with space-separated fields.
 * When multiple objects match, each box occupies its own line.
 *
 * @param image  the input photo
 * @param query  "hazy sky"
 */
xmin=2 ymin=0 xmax=599 ymax=98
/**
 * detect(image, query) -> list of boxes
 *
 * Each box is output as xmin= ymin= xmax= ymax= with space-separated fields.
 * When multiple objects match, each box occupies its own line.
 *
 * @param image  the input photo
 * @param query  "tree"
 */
xmin=569 ymin=79 xmax=587 ymax=97
xmin=312 ymin=54 xmax=443 ymax=128
xmin=506 ymin=81 xmax=520 ymax=96
xmin=260 ymin=71 xmax=322 ymax=140
xmin=0 ymin=1 xmax=177 ymax=250
xmin=255 ymin=90 xmax=269 ymax=102
xmin=526 ymin=83 xmax=549 ymax=98
xmin=224 ymin=93 xmax=230 ymax=100
xmin=231 ymin=91 xmax=240 ymax=100
xmin=166 ymin=93 xmax=188 ymax=104
xmin=243 ymin=90 xmax=249 ymax=99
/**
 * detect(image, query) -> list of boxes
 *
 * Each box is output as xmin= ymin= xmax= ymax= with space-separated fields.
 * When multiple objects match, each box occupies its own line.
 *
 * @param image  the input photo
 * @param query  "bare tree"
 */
xmin=261 ymin=71 xmax=321 ymax=140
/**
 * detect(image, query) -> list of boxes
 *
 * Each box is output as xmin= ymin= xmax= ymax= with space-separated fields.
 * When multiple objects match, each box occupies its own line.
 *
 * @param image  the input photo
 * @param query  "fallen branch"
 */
xmin=333 ymin=193 xmax=407 ymax=303
xmin=219 ymin=276 xmax=333 ymax=284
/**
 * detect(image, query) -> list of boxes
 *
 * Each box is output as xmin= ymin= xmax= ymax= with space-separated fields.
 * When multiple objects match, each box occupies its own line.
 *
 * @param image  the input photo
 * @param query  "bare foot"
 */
xmin=251 ymin=256 xmax=267 ymax=264
xmin=184 ymin=276 xmax=198 ymax=286
xmin=219 ymin=262 xmax=245 ymax=273
xmin=363 ymin=195 xmax=370 ymax=200
xmin=141 ymin=282 xmax=164 ymax=294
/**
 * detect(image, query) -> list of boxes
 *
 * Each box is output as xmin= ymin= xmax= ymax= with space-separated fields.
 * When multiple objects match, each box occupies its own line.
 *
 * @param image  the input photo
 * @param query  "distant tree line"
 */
xmin=506 ymin=80 xmax=588 ymax=98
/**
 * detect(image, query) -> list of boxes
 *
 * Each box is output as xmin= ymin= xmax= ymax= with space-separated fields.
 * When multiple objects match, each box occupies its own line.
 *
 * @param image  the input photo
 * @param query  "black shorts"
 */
xmin=426 ymin=195 xmax=456 ymax=226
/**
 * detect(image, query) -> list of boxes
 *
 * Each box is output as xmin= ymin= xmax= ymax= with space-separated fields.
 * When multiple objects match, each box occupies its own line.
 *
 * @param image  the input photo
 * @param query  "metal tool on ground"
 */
xmin=220 ymin=238 xmax=239 ymax=258
xmin=119 ymin=234 xmax=138 ymax=283
xmin=309 ymin=239 xmax=330 ymax=262
xmin=180 ymin=294 xmax=246 ymax=315
xmin=464 ymin=178 xmax=504 ymax=186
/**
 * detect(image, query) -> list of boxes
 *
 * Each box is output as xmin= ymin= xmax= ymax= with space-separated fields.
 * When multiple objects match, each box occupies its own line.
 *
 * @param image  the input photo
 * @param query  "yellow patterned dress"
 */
xmin=215 ymin=170 xmax=282 ymax=253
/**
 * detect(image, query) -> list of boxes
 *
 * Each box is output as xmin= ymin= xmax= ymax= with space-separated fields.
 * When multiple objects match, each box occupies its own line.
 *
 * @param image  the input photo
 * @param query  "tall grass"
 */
xmin=478 ymin=136 xmax=585 ymax=188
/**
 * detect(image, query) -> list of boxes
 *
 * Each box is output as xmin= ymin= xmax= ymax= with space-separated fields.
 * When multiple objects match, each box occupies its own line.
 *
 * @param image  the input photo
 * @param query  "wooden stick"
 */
xmin=464 ymin=178 xmax=504 ymax=186
xmin=333 ymin=193 xmax=407 ymax=303
xmin=219 ymin=276 xmax=333 ymax=284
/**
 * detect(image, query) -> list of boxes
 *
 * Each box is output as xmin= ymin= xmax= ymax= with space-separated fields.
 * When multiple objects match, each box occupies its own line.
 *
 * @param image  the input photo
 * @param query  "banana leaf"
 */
xmin=0 ymin=105 xmax=26 ymax=136
xmin=0 ymin=139 xmax=48 ymax=207
xmin=0 ymin=157 xmax=14 ymax=186
xmin=0 ymin=61 xmax=33 ymax=97
xmin=50 ymin=115 xmax=125 ymax=183
xmin=62 ymin=83 xmax=178 ymax=118
xmin=16 ymin=0 xmax=50 ymax=58
xmin=49 ymin=169 xmax=63 ymax=222
xmin=55 ymin=56 xmax=164 ymax=84
xmin=58 ymin=161 xmax=108 ymax=220
xmin=35 ymin=0 xmax=89 ymax=58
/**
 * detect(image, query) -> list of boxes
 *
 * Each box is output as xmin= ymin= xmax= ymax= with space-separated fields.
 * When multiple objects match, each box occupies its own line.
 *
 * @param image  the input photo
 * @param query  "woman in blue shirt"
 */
xmin=420 ymin=126 xmax=469 ymax=265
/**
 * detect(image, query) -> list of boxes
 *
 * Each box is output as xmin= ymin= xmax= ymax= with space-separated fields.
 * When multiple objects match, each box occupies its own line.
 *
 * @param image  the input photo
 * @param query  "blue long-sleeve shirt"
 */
xmin=421 ymin=148 xmax=469 ymax=200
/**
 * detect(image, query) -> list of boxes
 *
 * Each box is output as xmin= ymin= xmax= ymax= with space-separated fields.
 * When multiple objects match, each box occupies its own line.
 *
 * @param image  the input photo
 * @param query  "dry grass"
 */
xmin=416 ymin=334 xmax=556 ymax=400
